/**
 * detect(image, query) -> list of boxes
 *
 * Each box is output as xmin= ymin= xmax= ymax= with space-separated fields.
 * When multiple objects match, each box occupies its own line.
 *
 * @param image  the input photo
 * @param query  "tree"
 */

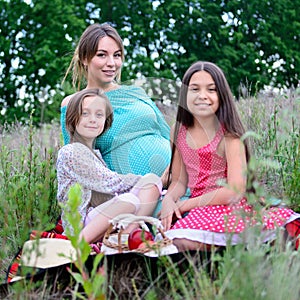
xmin=97 ymin=0 xmax=300 ymax=96
xmin=221 ymin=0 xmax=300 ymax=94
xmin=0 ymin=0 xmax=88 ymax=124
xmin=0 ymin=0 xmax=299 ymax=125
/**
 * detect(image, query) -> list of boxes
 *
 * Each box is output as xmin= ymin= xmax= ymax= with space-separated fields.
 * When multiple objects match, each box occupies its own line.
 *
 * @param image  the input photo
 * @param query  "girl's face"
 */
xmin=76 ymin=96 xmax=107 ymax=144
xmin=187 ymin=71 xmax=219 ymax=118
xmin=85 ymin=36 xmax=123 ymax=90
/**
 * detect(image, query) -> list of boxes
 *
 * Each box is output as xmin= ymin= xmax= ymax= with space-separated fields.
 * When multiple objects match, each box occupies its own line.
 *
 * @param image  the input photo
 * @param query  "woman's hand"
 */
xmin=159 ymin=195 xmax=182 ymax=231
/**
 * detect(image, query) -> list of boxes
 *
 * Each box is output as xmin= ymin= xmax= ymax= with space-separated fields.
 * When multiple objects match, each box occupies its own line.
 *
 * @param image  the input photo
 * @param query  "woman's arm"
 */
xmin=61 ymin=94 xmax=73 ymax=107
xmin=178 ymin=136 xmax=247 ymax=213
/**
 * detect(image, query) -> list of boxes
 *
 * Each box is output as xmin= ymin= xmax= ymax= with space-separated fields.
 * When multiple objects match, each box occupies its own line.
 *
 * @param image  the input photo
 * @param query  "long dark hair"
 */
xmin=167 ymin=61 xmax=251 ymax=186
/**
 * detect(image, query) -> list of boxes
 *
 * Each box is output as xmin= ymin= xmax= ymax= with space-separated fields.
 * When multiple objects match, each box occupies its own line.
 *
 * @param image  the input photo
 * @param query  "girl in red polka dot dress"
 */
xmin=160 ymin=61 xmax=300 ymax=251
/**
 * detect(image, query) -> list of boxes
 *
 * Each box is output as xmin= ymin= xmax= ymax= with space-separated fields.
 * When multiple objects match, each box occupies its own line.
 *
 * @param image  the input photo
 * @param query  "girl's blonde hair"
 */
xmin=63 ymin=23 xmax=125 ymax=90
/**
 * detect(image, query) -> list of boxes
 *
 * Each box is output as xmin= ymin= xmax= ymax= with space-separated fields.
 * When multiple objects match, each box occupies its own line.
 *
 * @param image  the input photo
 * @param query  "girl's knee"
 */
xmin=133 ymin=173 xmax=162 ymax=194
xmin=116 ymin=193 xmax=140 ymax=213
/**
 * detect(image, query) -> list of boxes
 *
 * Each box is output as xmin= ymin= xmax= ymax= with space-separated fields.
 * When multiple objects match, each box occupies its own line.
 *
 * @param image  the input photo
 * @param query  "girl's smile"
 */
xmin=76 ymin=96 xmax=107 ymax=147
xmin=187 ymin=70 xmax=219 ymax=117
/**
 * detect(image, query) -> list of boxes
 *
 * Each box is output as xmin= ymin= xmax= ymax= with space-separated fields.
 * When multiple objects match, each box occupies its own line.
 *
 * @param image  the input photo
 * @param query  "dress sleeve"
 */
xmin=135 ymin=86 xmax=170 ymax=140
xmin=60 ymin=106 xmax=70 ymax=145
xmin=59 ymin=144 xmax=141 ymax=195
xmin=153 ymin=103 xmax=171 ymax=140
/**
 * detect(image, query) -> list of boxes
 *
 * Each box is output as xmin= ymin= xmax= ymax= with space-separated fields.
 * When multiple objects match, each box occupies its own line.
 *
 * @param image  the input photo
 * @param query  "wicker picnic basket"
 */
xmin=102 ymin=214 xmax=173 ymax=254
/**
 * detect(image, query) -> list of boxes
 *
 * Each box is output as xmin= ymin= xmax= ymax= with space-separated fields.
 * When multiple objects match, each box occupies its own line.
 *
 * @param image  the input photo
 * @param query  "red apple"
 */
xmin=128 ymin=228 xmax=154 ymax=250
xmin=137 ymin=241 xmax=155 ymax=249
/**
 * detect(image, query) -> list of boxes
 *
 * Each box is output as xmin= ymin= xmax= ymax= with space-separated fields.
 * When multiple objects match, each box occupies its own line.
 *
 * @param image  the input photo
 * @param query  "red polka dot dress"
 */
xmin=166 ymin=125 xmax=298 ymax=246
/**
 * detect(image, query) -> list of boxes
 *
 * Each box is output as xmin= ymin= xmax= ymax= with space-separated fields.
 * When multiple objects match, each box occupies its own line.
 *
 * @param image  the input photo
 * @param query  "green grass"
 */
xmin=0 ymin=91 xmax=299 ymax=299
xmin=238 ymin=90 xmax=300 ymax=208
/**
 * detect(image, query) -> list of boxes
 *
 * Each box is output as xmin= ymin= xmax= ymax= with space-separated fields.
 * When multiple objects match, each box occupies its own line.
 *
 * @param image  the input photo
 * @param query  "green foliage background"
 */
xmin=0 ymin=0 xmax=299 ymax=125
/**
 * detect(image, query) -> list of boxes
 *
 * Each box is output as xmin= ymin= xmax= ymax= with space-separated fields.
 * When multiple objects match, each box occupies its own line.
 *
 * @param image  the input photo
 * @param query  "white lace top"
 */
xmin=56 ymin=142 xmax=141 ymax=230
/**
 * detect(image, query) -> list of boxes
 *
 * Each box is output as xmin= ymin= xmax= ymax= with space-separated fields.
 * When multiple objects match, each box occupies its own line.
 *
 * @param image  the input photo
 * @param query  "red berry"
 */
xmin=128 ymin=228 xmax=154 ymax=250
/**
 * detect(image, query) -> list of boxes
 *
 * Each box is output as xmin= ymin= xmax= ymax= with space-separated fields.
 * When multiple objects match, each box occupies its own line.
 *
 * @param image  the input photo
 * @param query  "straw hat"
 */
xmin=21 ymin=238 xmax=77 ymax=269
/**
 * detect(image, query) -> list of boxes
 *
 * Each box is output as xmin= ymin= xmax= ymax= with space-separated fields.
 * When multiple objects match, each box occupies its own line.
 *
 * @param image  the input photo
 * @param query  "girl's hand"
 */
xmin=160 ymin=165 xmax=170 ymax=188
xmin=160 ymin=196 xmax=182 ymax=231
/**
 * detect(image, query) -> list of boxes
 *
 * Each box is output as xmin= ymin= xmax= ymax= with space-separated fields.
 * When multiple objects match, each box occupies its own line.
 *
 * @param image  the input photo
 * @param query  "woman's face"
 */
xmin=85 ymin=36 xmax=123 ymax=90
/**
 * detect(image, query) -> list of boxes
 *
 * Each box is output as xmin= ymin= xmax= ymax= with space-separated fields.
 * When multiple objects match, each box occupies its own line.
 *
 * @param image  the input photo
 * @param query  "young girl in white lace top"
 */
xmin=56 ymin=88 xmax=162 ymax=243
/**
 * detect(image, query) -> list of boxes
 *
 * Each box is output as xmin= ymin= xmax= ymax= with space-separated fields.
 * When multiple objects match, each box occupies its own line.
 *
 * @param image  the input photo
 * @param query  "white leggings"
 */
xmin=84 ymin=173 xmax=162 ymax=226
